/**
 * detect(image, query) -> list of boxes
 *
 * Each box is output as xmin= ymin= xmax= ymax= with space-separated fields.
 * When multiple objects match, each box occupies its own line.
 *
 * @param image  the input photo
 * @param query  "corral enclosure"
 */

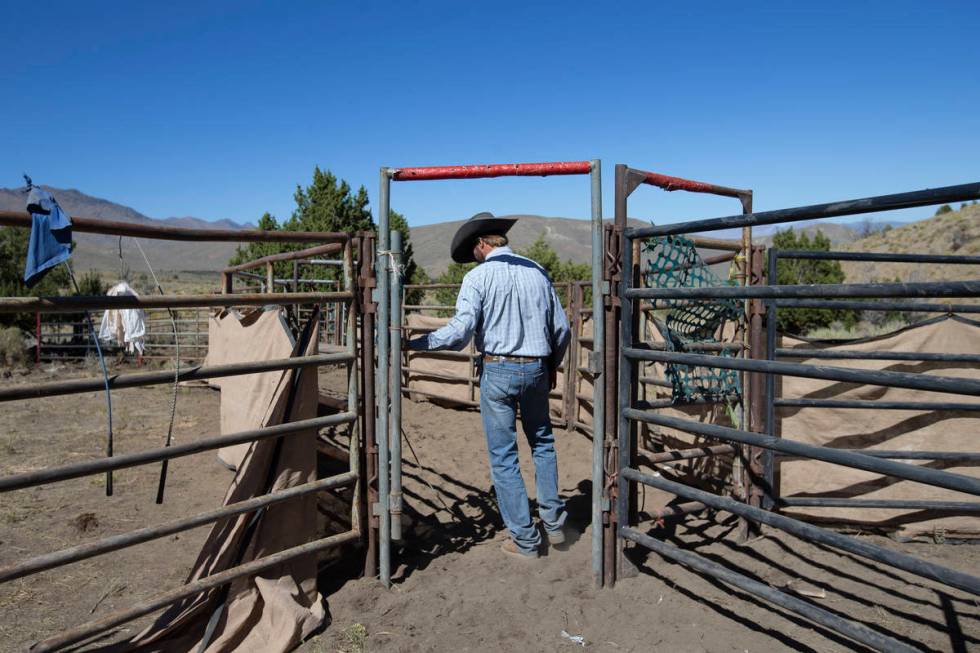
xmin=1 ymin=162 xmax=979 ymax=653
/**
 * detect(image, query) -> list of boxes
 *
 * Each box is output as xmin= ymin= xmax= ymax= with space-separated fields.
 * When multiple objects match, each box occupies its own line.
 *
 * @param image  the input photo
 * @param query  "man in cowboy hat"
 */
xmin=408 ymin=211 xmax=571 ymax=559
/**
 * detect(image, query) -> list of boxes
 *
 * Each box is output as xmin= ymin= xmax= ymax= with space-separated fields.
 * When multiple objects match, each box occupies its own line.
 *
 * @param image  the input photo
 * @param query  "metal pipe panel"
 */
xmin=0 ymin=353 xmax=353 ymax=402
xmin=623 ymin=409 xmax=980 ymax=497
xmin=626 ymin=280 xmax=980 ymax=300
xmin=0 ymin=291 xmax=354 ymax=314
xmin=0 ymin=412 xmax=357 ymax=493
xmin=625 ymin=347 xmax=980 ymax=397
xmin=0 ymin=210 xmax=350 ymax=243
xmin=625 ymin=182 xmax=980 ymax=239
xmin=620 ymin=526 xmax=917 ymax=653
xmin=31 ymin=530 xmax=361 ymax=653
xmin=623 ymin=468 xmax=980 ymax=596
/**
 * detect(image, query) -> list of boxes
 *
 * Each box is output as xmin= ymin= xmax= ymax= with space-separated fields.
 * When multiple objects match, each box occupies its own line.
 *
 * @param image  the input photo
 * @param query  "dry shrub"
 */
xmin=0 ymin=327 xmax=29 ymax=368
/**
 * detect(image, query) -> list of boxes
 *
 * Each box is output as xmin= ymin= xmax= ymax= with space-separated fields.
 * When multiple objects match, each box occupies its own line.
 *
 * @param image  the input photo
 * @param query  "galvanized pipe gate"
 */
xmin=374 ymin=159 xmax=604 ymax=587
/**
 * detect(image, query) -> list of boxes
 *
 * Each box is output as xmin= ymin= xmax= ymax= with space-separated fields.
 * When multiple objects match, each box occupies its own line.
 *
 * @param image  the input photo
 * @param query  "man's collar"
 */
xmin=485 ymin=245 xmax=513 ymax=260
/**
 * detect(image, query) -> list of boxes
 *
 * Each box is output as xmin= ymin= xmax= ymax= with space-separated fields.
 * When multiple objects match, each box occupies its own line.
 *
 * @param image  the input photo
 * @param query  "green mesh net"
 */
xmin=643 ymin=235 xmax=741 ymax=403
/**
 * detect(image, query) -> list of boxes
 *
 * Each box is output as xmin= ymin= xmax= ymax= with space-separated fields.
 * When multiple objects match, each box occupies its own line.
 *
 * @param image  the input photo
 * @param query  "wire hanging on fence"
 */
xmin=643 ymin=235 xmax=741 ymax=403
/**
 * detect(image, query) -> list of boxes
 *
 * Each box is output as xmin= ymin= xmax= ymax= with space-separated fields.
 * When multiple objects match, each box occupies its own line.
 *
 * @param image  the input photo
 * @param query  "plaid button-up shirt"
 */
xmin=409 ymin=246 xmax=570 ymax=371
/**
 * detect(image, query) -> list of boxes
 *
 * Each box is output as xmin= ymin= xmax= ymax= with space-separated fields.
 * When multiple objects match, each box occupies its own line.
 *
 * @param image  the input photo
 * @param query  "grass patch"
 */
xmin=341 ymin=623 xmax=368 ymax=653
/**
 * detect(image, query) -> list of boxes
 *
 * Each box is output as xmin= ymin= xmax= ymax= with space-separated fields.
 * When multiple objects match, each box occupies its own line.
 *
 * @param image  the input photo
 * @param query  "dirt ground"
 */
xmin=1 ymin=362 xmax=978 ymax=653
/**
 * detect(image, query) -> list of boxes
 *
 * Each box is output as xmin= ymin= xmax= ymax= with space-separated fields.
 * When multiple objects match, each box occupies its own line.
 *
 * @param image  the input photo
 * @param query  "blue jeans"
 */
xmin=480 ymin=358 xmax=567 ymax=554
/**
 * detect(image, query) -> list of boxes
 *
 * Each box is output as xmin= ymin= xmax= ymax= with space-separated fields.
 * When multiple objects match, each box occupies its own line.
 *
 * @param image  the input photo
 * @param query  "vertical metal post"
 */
xmin=762 ymin=247 xmax=779 ymax=510
xmin=342 ymin=238 xmax=361 ymax=541
xmin=35 ymin=312 xmax=41 ymax=366
xmin=389 ymin=229 xmax=404 ymax=542
xmin=589 ymin=160 xmax=605 ymax=587
xmin=568 ymin=283 xmax=582 ymax=433
xmin=736 ymin=194 xmax=753 ymax=541
xmin=360 ymin=235 xmax=378 ymax=578
xmin=615 ymin=211 xmax=634 ymax=583
xmin=265 ymin=262 xmax=274 ymax=293
xmin=606 ymin=164 xmax=627 ymax=587
xmin=563 ymin=282 xmax=577 ymax=428
xmin=377 ymin=169 xmax=392 ymax=587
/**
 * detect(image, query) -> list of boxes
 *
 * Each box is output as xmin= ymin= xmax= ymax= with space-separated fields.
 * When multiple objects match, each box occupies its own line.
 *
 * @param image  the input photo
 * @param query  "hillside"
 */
xmin=0 ymin=186 xmax=249 ymax=273
xmin=840 ymin=203 xmax=980 ymax=284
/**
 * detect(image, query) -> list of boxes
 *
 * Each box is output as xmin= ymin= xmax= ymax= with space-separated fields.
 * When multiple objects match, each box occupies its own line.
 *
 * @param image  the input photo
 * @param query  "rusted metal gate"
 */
xmin=0 ymin=211 xmax=371 ymax=650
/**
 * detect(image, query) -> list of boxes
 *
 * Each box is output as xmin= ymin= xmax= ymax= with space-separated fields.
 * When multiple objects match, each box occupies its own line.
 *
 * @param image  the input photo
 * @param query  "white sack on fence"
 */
xmin=98 ymin=281 xmax=146 ymax=354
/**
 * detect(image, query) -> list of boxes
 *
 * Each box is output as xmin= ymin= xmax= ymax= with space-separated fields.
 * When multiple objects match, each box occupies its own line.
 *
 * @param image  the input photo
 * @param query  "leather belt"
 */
xmin=483 ymin=354 xmax=545 ymax=363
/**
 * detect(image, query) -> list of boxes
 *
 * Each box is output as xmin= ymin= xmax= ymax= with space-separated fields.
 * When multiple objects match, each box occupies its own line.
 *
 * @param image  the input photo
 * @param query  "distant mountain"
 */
xmin=0 ymin=186 xmax=251 ymax=273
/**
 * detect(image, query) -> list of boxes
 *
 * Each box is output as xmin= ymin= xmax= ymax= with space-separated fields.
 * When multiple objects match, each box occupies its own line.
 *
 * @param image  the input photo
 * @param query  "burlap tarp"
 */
xmin=116 ymin=308 xmax=325 ymax=652
xmin=776 ymin=315 xmax=980 ymax=538
xmin=202 ymin=310 xmax=298 ymax=470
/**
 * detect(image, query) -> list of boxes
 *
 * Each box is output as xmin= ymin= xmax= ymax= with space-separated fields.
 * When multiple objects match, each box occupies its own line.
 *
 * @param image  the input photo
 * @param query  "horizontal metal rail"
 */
xmin=644 ymin=501 xmax=708 ymax=520
xmin=390 ymin=160 xmax=592 ymax=181
xmin=770 ymin=299 xmax=980 ymax=313
xmin=775 ymin=398 xmax=980 ymax=411
xmin=0 ymin=291 xmax=354 ymax=314
xmin=31 ymin=529 xmax=361 ymax=653
xmin=622 ymin=409 xmax=980 ymax=497
xmin=0 ymin=210 xmax=351 ymax=243
xmin=637 ymin=444 xmax=736 ymax=464
xmin=775 ymin=250 xmax=980 ymax=264
xmin=620 ymin=526 xmax=917 ymax=653
xmin=776 ymin=349 xmax=980 ymax=363
xmin=0 ymin=412 xmax=357 ymax=493
xmin=778 ymin=450 xmax=980 ymax=462
xmin=624 ymin=348 xmax=980 ymax=397
xmin=0 ymin=352 xmax=354 ymax=402
xmin=822 ymin=450 xmax=980 ymax=462
xmin=627 ymin=280 xmax=980 ymax=300
xmin=778 ymin=497 xmax=980 ymax=511
xmin=0 ymin=471 xmax=357 ymax=583
xmin=623 ymin=468 xmax=980 ymax=596
xmin=632 ymin=168 xmax=750 ymax=200
xmin=222 ymin=242 xmax=345 ymax=273
xmin=625 ymin=181 xmax=980 ymax=239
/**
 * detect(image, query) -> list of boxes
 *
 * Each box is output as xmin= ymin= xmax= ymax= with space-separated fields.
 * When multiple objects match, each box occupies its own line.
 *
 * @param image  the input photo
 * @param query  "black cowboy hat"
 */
xmin=450 ymin=211 xmax=518 ymax=264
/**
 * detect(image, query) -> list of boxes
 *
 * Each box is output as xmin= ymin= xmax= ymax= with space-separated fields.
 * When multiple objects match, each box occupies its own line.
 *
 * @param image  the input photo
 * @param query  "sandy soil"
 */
xmin=1 ymin=363 xmax=978 ymax=653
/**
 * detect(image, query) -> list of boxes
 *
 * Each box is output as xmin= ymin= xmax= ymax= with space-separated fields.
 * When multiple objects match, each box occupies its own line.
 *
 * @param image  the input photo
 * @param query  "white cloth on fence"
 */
xmin=98 ymin=281 xmax=146 ymax=354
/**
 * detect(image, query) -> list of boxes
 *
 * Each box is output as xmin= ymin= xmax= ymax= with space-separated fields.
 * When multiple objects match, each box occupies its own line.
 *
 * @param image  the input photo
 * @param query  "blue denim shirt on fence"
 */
xmin=408 ymin=246 xmax=571 ymax=370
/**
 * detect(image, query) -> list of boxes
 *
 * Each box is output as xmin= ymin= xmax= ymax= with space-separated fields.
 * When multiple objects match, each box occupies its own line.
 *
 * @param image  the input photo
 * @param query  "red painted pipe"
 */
xmin=639 ymin=170 xmax=748 ymax=199
xmin=391 ymin=160 xmax=592 ymax=181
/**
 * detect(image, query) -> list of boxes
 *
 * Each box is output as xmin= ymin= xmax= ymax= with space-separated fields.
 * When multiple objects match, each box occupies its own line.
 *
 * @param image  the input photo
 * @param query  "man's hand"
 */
xmin=549 ymin=367 xmax=558 ymax=390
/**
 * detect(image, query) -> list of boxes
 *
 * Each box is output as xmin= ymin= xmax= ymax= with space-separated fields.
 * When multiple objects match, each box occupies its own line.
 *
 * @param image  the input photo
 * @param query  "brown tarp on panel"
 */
xmin=204 ymin=309 xmax=298 ymax=470
xmin=116 ymin=310 xmax=325 ymax=653
xmin=777 ymin=315 xmax=980 ymax=538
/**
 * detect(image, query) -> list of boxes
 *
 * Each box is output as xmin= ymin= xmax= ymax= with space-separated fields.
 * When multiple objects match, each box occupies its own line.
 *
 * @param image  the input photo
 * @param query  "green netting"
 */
xmin=643 ymin=235 xmax=741 ymax=403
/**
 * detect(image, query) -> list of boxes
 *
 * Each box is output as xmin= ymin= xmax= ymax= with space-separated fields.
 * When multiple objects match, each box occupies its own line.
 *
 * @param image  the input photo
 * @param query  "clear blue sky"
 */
xmin=2 ymin=1 xmax=978 ymax=229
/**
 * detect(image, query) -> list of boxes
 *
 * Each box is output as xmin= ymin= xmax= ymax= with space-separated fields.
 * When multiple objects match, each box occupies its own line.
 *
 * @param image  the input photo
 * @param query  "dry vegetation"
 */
xmin=841 ymin=203 xmax=980 ymax=284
